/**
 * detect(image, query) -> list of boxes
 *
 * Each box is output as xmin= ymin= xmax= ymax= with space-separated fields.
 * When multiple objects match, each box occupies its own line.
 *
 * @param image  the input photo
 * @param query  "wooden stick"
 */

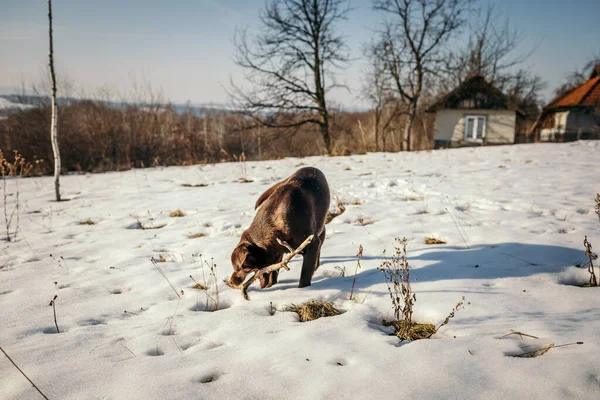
xmin=0 ymin=346 xmax=49 ymax=399
xmin=228 ymin=234 xmax=314 ymax=300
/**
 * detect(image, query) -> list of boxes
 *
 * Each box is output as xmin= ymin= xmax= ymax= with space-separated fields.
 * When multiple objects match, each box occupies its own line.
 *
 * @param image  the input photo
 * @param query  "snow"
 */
xmin=1 ymin=141 xmax=599 ymax=399
xmin=0 ymin=97 xmax=31 ymax=111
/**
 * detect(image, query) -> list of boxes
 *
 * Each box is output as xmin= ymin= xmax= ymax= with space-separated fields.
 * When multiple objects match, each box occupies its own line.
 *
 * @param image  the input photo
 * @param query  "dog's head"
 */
xmin=229 ymin=237 xmax=278 ymax=289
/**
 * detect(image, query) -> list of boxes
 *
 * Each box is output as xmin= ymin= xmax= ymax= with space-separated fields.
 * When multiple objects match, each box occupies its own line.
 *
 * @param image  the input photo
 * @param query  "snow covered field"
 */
xmin=1 ymin=142 xmax=599 ymax=399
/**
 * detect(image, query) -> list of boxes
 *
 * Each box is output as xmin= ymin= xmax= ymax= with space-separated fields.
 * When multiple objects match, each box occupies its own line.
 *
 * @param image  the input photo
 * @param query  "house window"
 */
xmin=464 ymin=115 xmax=486 ymax=141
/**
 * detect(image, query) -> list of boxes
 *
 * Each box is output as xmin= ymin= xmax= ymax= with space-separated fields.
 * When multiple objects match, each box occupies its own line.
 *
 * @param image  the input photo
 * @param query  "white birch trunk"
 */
xmin=48 ymin=0 xmax=61 ymax=201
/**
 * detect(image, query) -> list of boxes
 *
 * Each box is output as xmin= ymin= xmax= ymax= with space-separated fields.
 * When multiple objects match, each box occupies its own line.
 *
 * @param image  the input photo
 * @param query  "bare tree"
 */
xmin=361 ymin=44 xmax=402 ymax=152
xmin=48 ymin=0 xmax=61 ymax=201
xmin=373 ymin=0 xmax=471 ymax=151
xmin=443 ymin=4 xmax=546 ymax=115
xmin=230 ymin=0 xmax=350 ymax=155
xmin=554 ymin=53 xmax=600 ymax=98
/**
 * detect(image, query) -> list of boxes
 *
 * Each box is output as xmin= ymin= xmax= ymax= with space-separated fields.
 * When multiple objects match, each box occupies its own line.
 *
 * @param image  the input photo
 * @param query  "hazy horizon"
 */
xmin=1 ymin=0 xmax=599 ymax=107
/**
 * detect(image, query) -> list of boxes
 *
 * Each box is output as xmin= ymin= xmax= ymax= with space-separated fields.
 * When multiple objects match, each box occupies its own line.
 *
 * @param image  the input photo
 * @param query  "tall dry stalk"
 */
xmin=379 ymin=237 xmax=415 ymax=337
xmin=583 ymin=236 xmax=598 ymax=287
xmin=0 ymin=346 xmax=49 ymax=399
xmin=0 ymin=151 xmax=8 ymax=241
xmin=193 ymin=255 xmax=220 ymax=311
xmin=349 ymin=244 xmax=363 ymax=300
xmin=48 ymin=295 xmax=59 ymax=333
xmin=0 ymin=151 xmax=31 ymax=242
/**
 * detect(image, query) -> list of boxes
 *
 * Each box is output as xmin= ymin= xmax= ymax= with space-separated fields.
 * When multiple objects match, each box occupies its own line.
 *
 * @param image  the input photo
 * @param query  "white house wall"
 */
xmin=434 ymin=109 xmax=516 ymax=144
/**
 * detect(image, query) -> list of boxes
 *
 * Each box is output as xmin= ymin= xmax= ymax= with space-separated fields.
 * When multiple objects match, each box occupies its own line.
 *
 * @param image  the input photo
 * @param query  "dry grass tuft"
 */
xmin=351 ymin=199 xmax=364 ymax=205
xmin=188 ymin=233 xmax=207 ymax=239
xmin=284 ymin=300 xmax=341 ymax=322
xmin=239 ymin=178 xmax=254 ymax=183
xmin=425 ymin=236 xmax=447 ymax=245
xmin=405 ymin=195 xmax=425 ymax=201
xmin=383 ymin=320 xmax=437 ymax=341
xmin=158 ymin=254 xmax=168 ymax=263
xmin=80 ymin=219 xmax=96 ymax=225
xmin=192 ymin=282 xmax=207 ymax=290
xmin=355 ymin=217 xmax=374 ymax=226
xmin=181 ymin=183 xmax=208 ymax=188
xmin=170 ymin=209 xmax=185 ymax=217
xmin=325 ymin=200 xmax=346 ymax=224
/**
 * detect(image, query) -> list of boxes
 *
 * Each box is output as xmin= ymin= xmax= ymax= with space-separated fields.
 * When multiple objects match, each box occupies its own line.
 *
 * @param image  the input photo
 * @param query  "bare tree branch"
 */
xmin=373 ymin=0 xmax=471 ymax=151
xmin=230 ymin=0 xmax=350 ymax=154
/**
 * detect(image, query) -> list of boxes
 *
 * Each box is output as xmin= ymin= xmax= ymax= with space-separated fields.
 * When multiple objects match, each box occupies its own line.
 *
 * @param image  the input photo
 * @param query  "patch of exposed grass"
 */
xmin=181 ymin=183 xmax=208 ymax=188
xmin=383 ymin=320 xmax=437 ymax=341
xmin=158 ymin=254 xmax=168 ymax=263
xmin=80 ymin=219 xmax=96 ymax=225
xmin=405 ymin=195 xmax=425 ymax=201
xmin=325 ymin=200 xmax=346 ymax=224
xmin=170 ymin=209 xmax=185 ymax=217
xmin=284 ymin=300 xmax=341 ymax=322
xmin=189 ymin=233 xmax=207 ymax=239
xmin=239 ymin=178 xmax=254 ymax=183
xmin=355 ymin=217 xmax=374 ymax=226
xmin=425 ymin=236 xmax=447 ymax=245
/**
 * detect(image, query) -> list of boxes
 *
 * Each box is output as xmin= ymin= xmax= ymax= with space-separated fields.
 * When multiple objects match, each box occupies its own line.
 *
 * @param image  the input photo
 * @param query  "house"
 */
xmin=426 ymin=74 xmax=525 ymax=148
xmin=531 ymin=65 xmax=600 ymax=142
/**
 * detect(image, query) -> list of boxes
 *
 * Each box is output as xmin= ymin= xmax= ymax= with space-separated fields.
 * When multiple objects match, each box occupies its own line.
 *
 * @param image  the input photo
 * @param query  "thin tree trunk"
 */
xmin=404 ymin=103 xmax=417 ymax=152
xmin=203 ymin=117 xmax=208 ymax=163
xmin=256 ymin=130 xmax=262 ymax=161
xmin=320 ymin=119 xmax=332 ymax=155
xmin=48 ymin=0 xmax=60 ymax=201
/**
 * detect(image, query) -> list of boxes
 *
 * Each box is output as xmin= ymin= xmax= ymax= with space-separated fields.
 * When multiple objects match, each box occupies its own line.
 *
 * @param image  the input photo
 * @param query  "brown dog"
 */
xmin=229 ymin=167 xmax=330 ymax=289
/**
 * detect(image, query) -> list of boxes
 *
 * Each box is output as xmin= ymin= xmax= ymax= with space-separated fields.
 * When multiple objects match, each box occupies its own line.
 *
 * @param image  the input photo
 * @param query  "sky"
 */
xmin=1 ymin=0 xmax=599 ymax=107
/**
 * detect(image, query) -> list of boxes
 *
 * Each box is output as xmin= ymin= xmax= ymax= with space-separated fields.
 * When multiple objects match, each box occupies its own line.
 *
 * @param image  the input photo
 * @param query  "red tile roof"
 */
xmin=545 ymin=76 xmax=600 ymax=110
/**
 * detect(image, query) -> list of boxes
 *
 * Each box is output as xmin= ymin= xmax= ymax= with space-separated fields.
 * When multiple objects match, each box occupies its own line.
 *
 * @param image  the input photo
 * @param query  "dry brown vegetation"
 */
xmin=181 ymin=183 xmax=208 ymax=188
xmin=325 ymin=200 xmax=346 ymax=224
xmin=425 ymin=236 xmax=447 ymax=245
xmin=1 ymin=151 xmax=38 ymax=241
xmin=284 ymin=300 xmax=341 ymax=322
xmin=380 ymin=237 xmax=465 ymax=341
xmin=169 ymin=209 xmax=185 ymax=217
xmin=0 ymin=98 xmax=437 ymax=175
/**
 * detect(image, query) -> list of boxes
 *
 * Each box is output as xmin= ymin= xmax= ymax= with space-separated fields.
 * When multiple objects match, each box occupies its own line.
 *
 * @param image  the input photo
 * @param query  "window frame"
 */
xmin=464 ymin=115 xmax=487 ymax=141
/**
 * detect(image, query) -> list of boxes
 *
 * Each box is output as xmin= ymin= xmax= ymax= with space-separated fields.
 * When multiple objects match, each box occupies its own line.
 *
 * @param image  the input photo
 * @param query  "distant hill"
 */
xmin=0 ymin=94 xmax=233 ymax=118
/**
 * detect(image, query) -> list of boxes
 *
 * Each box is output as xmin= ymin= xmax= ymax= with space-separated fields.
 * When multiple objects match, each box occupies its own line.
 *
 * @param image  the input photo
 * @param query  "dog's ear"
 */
xmin=229 ymin=241 xmax=263 ymax=286
xmin=231 ymin=241 xmax=250 ymax=272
